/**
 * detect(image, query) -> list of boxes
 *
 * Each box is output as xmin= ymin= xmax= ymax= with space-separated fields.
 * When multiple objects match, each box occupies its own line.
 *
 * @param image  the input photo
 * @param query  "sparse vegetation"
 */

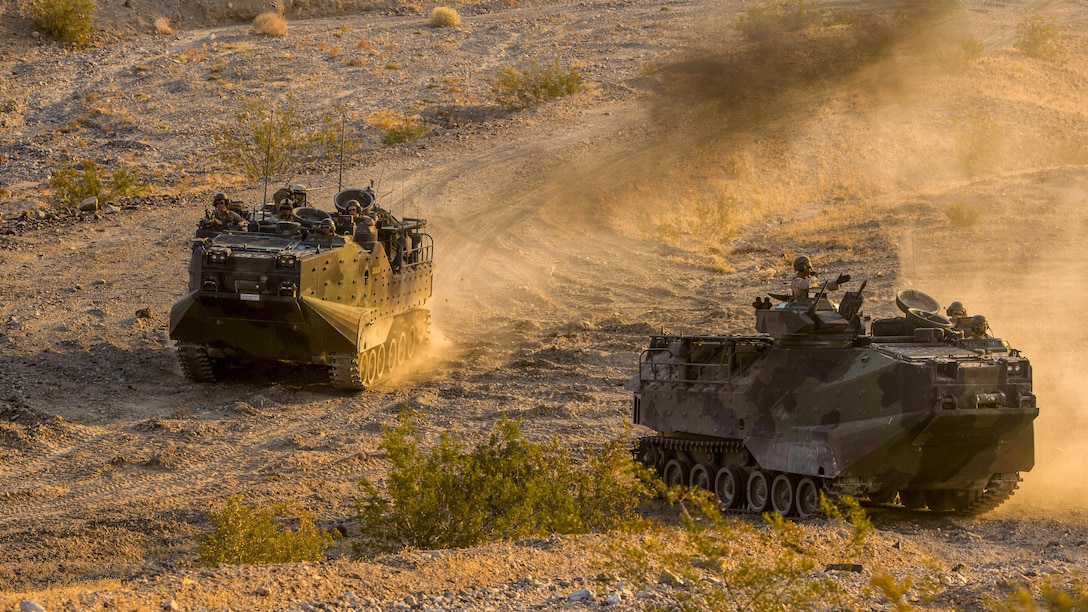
xmin=490 ymin=59 xmax=581 ymax=111
xmin=22 ymin=0 xmax=95 ymax=47
xmin=945 ymin=201 xmax=982 ymax=227
xmin=734 ymin=0 xmax=823 ymax=42
xmin=153 ymin=16 xmax=175 ymax=35
xmin=213 ymin=92 xmax=359 ymax=179
xmin=197 ymin=496 xmax=334 ymax=566
xmin=1014 ymin=14 xmax=1066 ymax=60
xmin=253 ymin=11 xmax=288 ymax=37
xmin=428 ymin=6 xmax=461 ymax=28
xmin=369 ymin=110 xmax=429 ymax=145
xmin=48 ymin=160 xmax=147 ymax=208
xmin=956 ymin=111 xmax=1005 ymax=174
xmin=610 ymin=490 xmax=864 ymax=611
xmin=354 ymin=410 xmax=650 ymax=554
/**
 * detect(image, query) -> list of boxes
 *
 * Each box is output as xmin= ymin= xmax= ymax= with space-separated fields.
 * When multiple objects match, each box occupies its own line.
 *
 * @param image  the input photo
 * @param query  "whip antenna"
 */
xmin=262 ymin=108 xmax=274 ymax=208
xmin=337 ymin=115 xmax=346 ymax=192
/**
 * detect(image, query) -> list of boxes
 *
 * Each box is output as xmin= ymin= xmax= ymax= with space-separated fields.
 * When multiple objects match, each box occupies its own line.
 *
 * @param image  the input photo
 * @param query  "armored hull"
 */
xmin=630 ymin=288 xmax=1037 ymax=516
xmin=169 ymin=188 xmax=433 ymax=389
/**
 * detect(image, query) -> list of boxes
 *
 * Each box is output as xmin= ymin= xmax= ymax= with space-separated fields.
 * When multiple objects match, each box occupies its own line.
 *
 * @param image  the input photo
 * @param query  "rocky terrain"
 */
xmin=1 ymin=0 xmax=1087 ymax=610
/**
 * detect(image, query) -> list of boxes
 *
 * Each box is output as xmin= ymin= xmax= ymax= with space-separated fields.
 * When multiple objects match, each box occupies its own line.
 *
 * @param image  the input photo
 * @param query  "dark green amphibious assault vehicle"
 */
xmin=169 ymin=186 xmax=433 ymax=390
xmin=629 ymin=281 xmax=1037 ymax=517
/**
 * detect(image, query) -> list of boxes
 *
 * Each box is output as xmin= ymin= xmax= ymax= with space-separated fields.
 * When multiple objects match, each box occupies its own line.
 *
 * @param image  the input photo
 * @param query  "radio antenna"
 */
xmin=337 ymin=115 xmax=346 ymax=192
xmin=262 ymin=108 xmax=274 ymax=206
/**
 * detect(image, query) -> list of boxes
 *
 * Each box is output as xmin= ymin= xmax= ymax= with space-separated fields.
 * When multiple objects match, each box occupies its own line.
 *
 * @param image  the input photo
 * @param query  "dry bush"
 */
xmin=368 ymin=110 xmax=428 ymax=145
xmin=1014 ymin=13 xmax=1066 ymax=60
xmin=153 ymin=16 xmax=175 ymax=35
xmin=253 ymin=11 xmax=288 ymax=37
xmin=21 ymin=0 xmax=95 ymax=47
xmin=428 ymin=6 xmax=461 ymax=28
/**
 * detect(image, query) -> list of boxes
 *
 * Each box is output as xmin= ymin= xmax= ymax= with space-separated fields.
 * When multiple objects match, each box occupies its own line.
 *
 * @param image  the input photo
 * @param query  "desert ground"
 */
xmin=1 ymin=0 xmax=1088 ymax=610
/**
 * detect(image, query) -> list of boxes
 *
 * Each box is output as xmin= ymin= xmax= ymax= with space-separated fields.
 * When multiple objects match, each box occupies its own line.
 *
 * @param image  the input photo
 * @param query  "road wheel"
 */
xmin=714 ymin=466 xmax=747 ymax=509
xmin=747 ymin=470 xmax=771 ymax=513
xmin=795 ymin=478 xmax=820 ymax=519
xmin=663 ymin=459 xmax=692 ymax=488
xmin=771 ymin=474 xmax=795 ymax=516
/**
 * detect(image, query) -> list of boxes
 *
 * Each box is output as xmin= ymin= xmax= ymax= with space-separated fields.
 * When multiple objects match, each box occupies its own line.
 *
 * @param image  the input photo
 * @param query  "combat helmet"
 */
xmin=793 ymin=255 xmax=812 ymax=273
xmin=946 ymin=301 xmax=966 ymax=317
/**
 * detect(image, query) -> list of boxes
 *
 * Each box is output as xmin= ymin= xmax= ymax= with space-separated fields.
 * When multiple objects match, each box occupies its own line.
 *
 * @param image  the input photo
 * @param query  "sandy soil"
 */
xmin=1 ymin=0 xmax=1088 ymax=610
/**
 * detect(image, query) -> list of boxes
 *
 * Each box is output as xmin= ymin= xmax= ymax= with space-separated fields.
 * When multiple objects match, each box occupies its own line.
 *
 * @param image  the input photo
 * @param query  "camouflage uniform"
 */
xmin=791 ymin=256 xmax=843 ymax=300
xmin=211 ymin=204 xmax=244 ymax=227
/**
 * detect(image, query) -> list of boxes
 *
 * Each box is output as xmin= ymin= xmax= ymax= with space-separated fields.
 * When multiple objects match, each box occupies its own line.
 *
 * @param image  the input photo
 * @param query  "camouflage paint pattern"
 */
xmin=630 ymin=292 xmax=1037 ymax=514
xmin=169 ymin=197 xmax=433 ymax=389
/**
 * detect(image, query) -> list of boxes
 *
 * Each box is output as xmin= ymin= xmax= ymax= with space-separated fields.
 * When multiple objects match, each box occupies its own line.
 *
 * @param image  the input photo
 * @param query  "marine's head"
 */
xmin=344 ymin=200 xmax=361 ymax=216
xmin=213 ymin=193 xmax=228 ymax=208
xmin=971 ymin=314 xmax=989 ymax=334
xmin=793 ymin=255 xmax=812 ymax=276
xmin=946 ymin=301 xmax=966 ymax=318
xmin=317 ymin=218 xmax=335 ymax=235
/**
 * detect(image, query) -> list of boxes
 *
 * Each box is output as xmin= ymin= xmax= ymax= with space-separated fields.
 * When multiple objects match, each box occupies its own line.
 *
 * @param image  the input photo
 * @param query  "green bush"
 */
xmin=955 ymin=111 xmax=1005 ymax=174
xmin=197 ymin=496 xmax=334 ymax=566
xmin=23 ymin=0 xmax=95 ymax=47
xmin=734 ymin=0 xmax=822 ymax=42
xmin=944 ymin=201 xmax=982 ymax=227
xmin=355 ymin=410 xmax=649 ymax=553
xmin=1014 ymin=14 xmax=1066 ymax=60
xmin=49 ymin=159 xmax=147 ymax=208
xmin=382 ymin=115 xmax=428 ymax=145
xmin=610 ymin=491 xmax=857 ymax=611
xmin=490 ymin=60 xmax=581 ymax=111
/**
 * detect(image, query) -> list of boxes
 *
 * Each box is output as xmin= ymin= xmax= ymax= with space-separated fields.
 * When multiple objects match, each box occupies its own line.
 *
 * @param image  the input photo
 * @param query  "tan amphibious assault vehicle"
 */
xmin=629 ymin=280 xmax=1037 ymax=517
xmin=169 ymin=185 xmax=433 ymax=390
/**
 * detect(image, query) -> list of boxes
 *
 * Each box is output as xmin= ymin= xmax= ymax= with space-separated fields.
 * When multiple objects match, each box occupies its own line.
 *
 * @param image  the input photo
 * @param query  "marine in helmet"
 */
xmin=967 ymin=314 xmax=991 ymax=338
xmin=316 ymin=217 xmax=336 ymax=236
xmin=275 ymin=200 xmax=295 ymax=221
xmin=209 ymin=193 xmax=244 ymax=228
xmin=946 ymin=301 xmax=967 ymax=318
xmin=791 ymin=255 xmax=849 ymax=301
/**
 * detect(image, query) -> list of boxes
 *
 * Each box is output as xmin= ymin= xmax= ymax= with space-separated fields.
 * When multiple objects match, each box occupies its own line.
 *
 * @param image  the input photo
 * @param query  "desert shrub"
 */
xmin=1014 ymin=14 xmax=1066 ymax=60
xmin=427 ymin=6 xmax=460 ymax=28
xmin=197 ymin=496 xmax=334 ymax=566
xmin=490 ymin=59 xmax=581 ymax=111
xmin=818 ymin=493 xmax=872 ymax=546
xmin=22 ymin=0 xmax=95 ymax=47
xmin=734 ymin=0 xmax=822 ymax=42
xmin=610 ymin=491 xmax=860 ymax=611
xmin=253 ymin=11 xmax=288 ymax=37
xmin=993 ymin=579 xmax=1088 ymax=611
xmin=944 ymin=201 xmax=981 ymax=227
xmin=955 ymin=111 xmax=1005 ymax=174
xmin=354 ymin=410 xmax=650 ymax=553
xmin=153 ymin=16 xmax=175 ymax=35
xmin=382 ymin=116 xmax=427 ymax=145
xmin=48 ymin=160 xmax=147 ymax=208
xmin=961 ymin=37 xmax=984 ymax=61
xmin=213 ymin=92 xmax=357 ymax=178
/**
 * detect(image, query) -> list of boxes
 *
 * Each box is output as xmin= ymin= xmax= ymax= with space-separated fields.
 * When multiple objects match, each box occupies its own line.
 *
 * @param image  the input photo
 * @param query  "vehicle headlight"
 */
xmin=1006 ymin=362 xmax=1023 ymax=375
xmin=276 ymin=254 xmax=298 ymax=269
xmin=206 ymin=248 xmax=231 ymax=266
